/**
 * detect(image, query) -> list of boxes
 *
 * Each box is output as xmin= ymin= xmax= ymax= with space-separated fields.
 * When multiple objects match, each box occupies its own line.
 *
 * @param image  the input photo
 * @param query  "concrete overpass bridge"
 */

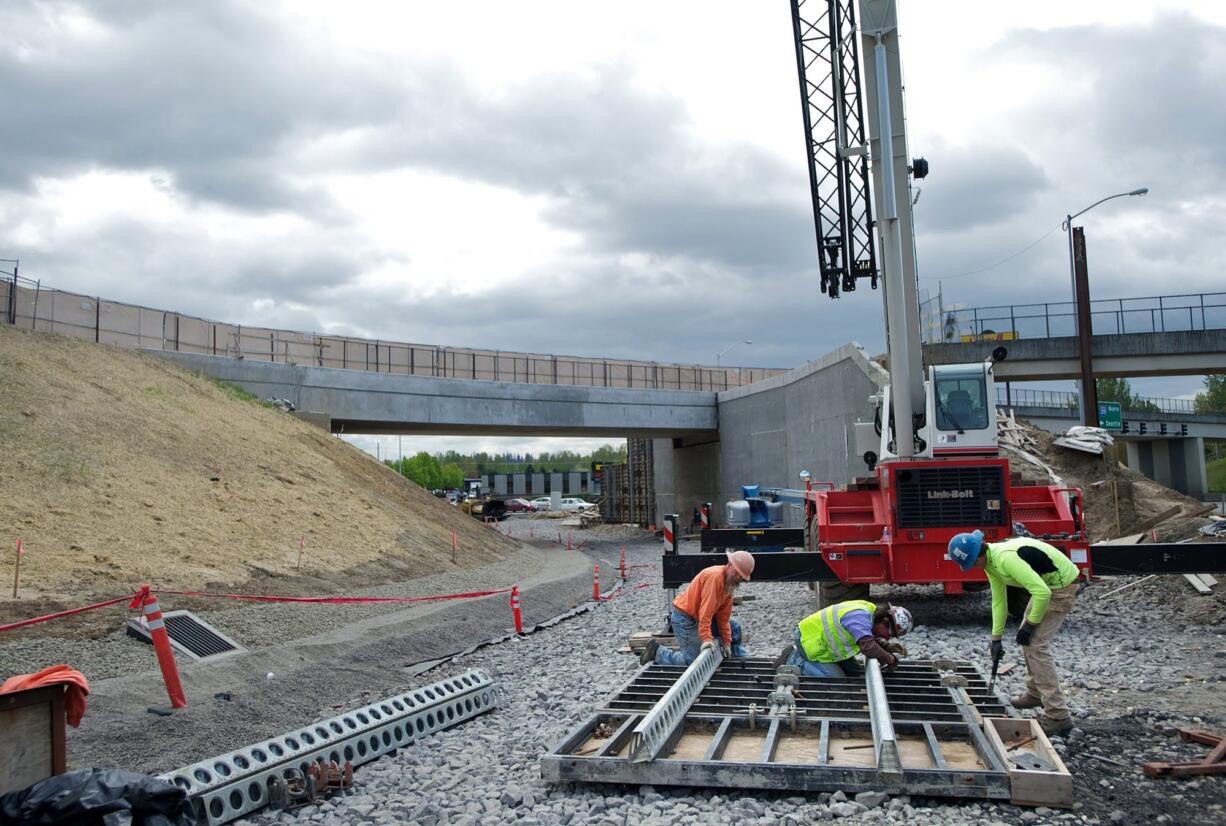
xmin=921 ymin=290 xmax=1226 ymax=379
xmin=923 ymin=329 xmax=1226 ymax=381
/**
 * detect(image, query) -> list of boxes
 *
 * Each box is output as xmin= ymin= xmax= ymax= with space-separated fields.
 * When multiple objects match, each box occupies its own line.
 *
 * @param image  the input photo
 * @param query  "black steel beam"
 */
xmin=662 ymin=551 xmax=837 ymax=588
xmin=700 ymin=528 xmax=806 ymax=551
xmin=1091 ymin=542 xmax=1226 ymax=575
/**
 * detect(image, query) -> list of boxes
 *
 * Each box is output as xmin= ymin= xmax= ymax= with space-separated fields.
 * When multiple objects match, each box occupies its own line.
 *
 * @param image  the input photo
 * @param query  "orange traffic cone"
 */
xmin=510 ymin=585 xmax=524 ymax=634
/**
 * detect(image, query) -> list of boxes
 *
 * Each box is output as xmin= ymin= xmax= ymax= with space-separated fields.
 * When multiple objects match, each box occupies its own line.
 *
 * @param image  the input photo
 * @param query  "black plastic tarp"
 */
xmin=0 ymin=768 xmax=196 ymax=826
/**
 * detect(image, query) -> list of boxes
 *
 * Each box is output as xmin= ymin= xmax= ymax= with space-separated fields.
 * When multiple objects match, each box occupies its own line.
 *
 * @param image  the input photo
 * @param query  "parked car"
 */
xmin=504 ymin=498 xmax=534 ymax=513
xmin=529 ymin=497 xmax=554 ymax=511
xmin=559 ymin=497 xmax=596 ymax=512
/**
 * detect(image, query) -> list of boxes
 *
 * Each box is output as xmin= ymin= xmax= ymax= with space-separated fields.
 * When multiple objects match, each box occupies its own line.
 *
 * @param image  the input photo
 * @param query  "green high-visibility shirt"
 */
xmin=984 ymin=537 xmax=1080 ymax=636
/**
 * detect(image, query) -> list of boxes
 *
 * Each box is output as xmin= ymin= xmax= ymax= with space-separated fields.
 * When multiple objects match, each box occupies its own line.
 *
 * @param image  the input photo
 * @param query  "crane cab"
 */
xmin=858 ymin=359 xmax=1002 ymax=468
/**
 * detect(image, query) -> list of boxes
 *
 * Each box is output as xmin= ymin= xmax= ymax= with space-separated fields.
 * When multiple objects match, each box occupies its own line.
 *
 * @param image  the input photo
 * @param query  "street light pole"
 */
xmin=1061 ymin=187 xmax=1148 ymax=426
xmin=716 ymin=339 xmax=752 ymax=368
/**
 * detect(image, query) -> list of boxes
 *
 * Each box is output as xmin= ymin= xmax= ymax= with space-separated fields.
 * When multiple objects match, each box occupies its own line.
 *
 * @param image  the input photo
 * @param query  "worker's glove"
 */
xmin=882 ymin=640 xmax=908 ymax=658
xmin=1015 ymin=621 xmax=1037 ymax=647
xmin=721 ymin=643 xmax=733 ymax=658
xmin=883 ymin=654 xmax=899 ymax=674
xmin=990 ymin=639 xmax=1004 ymax=661
xmin=700 ymin=640 xmax=717 ymax=655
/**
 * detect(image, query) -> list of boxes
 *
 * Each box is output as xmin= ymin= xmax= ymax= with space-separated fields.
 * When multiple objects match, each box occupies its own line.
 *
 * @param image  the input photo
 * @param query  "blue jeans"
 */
xmin=656 ymin=608 xmax=746 ymax=665
xmin=785 ymin=628 xmax=849 ymax=678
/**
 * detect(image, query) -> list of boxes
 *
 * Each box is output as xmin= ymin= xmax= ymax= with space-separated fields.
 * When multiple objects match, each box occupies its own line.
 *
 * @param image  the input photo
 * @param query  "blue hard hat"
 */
xmin=948 ymin=530 xmax=985 ymax=571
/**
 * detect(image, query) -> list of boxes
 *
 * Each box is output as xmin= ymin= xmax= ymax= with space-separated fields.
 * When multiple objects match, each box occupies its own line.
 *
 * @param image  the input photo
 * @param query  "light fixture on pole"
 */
xmin=1061 ymin=187 xmax=1148 ymax=426
xmin=716 ymin=339 xmax=752 ymax=367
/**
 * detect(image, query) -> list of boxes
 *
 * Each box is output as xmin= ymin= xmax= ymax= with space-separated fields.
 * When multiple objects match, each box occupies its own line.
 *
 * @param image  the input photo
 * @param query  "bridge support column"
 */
xmin=1126 ymin=437 xmax=1208 ymax=500
xmin=653 ymin=437 xmax=720 ymax=536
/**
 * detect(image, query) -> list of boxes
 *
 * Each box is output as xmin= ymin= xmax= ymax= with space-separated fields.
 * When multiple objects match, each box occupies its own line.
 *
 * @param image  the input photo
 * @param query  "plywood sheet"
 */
xmin=717 ymin=730 xmax=769 ymax=762
xmin=0 ymin=702 xmax=53 ymax=794
xmin=828 ymin=735 xmax=877 ymax=767
xmin=773 ymin=730 xmax=823 ymax=764
xmin=938 ymin=739 xmax=988 ymax=771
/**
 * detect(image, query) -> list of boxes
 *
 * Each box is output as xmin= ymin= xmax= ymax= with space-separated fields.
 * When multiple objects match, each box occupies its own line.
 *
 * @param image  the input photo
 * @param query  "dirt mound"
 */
xmin=1003 ymin=415 xmax=1214 ymax=543
xmin=0 ymin=325 xmax=516 ymax=614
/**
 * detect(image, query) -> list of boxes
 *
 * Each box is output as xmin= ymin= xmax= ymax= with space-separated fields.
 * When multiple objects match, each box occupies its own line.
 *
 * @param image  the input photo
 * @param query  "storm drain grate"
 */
xmin=126 ymin=610 xmax=245 ymax=661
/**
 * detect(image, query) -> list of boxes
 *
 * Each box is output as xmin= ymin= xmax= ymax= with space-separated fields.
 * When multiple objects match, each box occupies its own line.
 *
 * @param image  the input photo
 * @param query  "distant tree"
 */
xmin=1194 ymin=375 xmax=1226 ymax=415
xmin=440 ymin=462 xmax=465 ymax=489
xmin=590 ymin=442 xmax=628 ymax=463
xmin=1096 ymin=377 xmax=1159 ymax=413
xmin=401 ymin=452 xmax=442 ymax=489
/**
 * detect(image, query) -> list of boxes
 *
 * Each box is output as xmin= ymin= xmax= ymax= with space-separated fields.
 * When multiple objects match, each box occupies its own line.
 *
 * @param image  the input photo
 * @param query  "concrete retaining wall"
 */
xmin=653 ymin=344 xmax=887 ymax=528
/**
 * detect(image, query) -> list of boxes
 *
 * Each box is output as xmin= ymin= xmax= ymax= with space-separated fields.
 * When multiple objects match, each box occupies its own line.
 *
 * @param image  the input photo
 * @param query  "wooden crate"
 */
xmin=0 ymin=685 xmax=67 ymax=795
xmin=982 ymin=717 xmax=1073 ymax=808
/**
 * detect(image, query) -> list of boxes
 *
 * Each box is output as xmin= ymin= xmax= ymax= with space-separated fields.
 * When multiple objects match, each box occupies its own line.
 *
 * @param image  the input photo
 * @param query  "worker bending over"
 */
xmin=640 ymin=551 xmax=754 ymax=666
xmin=783 ymin=600 xmax=912 ymax=678
xmin=948 ymin=530 xmax=1081 ymax=735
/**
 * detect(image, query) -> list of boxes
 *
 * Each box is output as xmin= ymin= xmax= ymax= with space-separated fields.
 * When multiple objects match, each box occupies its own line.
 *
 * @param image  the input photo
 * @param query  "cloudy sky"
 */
xmin=3 ymin=1 xmax=1224 ymax=458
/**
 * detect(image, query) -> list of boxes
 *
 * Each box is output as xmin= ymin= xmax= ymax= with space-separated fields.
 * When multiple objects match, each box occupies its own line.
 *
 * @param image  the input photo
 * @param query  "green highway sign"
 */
xmin=1098 ymin=401 xmax=1122 ymax=431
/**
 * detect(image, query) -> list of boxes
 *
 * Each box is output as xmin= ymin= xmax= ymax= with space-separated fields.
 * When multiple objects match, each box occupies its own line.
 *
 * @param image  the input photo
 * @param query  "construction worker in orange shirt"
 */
xmin=641 ymin=551 xmax=754 ymax=666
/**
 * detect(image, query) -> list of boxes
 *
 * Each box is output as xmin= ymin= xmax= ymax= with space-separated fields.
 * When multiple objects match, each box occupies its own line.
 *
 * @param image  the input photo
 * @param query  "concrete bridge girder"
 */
xmin=155 ymin=352 xmax=719 ymax=438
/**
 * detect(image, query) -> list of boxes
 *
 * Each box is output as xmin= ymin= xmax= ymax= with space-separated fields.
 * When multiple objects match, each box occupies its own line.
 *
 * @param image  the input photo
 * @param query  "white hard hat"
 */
xmin=891 ymin=606 xmax=913 ymax=636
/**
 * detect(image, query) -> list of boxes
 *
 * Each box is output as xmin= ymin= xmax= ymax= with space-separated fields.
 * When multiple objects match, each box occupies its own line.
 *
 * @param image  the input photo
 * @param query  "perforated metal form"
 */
xmin=629 ymin=646 xmax=721 ymax=762
xmin=160 ymin=669 xmax=497 ymax=825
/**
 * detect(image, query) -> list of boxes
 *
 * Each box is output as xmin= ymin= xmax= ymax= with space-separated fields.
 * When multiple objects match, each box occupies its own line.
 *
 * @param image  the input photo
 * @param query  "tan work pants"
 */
xmin=1022 ymin=583 xmax=1078 ymax=721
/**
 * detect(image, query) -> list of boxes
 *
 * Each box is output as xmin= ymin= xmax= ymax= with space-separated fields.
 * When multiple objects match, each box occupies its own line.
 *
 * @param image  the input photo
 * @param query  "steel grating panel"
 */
xmin=161 ymin=669 xmax=498 ymax=825
xmin=126 ymin=610 xmax=244 ymax=661
xmin=542 ymin=658 xmax=1014 ymax=799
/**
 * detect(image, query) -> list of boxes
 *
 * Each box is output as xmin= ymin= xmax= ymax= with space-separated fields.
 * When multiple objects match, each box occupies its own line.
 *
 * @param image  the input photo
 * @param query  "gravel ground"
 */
xmin=0 ymin=518 xmax=567 ymax=683
xmin=217 ymin=535 xmax=1225 ymax=826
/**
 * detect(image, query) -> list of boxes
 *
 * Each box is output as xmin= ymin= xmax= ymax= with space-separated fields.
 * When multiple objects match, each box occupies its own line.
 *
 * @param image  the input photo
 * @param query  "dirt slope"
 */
xmin=1004 ymin=416 xmax=1211 ymax=542
xmin=0 ymin=325 xmax=515 ymax=608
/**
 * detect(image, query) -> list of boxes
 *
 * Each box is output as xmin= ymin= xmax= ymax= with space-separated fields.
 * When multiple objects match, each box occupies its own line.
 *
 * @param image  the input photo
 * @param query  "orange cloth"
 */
xmin=1 ymin=664 xmax=90 ymax=727
xmin=672 ymin=564 xmax=733 ymax=645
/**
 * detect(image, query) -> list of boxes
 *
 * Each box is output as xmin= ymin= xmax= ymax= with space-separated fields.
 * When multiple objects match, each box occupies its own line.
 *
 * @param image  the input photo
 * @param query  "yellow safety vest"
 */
xmin=797 ymin=600 xmax=877 ymax=663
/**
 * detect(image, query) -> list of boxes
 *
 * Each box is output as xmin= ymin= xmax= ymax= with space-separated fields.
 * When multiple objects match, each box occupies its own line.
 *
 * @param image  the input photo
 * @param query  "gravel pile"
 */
xmin=226 ymin=537 xmax=1224 ymax=826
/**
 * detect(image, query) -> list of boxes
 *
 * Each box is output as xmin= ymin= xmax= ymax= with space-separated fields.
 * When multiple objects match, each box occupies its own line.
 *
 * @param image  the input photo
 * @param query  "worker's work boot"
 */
xmin=639 ymin=640 xmax=660 ymax=666
xmin=1010 ymin=692 xmax=1043 ymax=709
xmin=1039 ymin=715 xmax=1074 ymax=736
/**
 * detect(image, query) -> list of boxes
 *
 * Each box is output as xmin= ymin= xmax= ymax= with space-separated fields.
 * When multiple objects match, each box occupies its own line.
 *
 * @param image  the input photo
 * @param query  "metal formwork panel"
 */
xmin=163 ymin=670 xmax=498 ymax=825
xmin=542 ymin=658 xmax=1011 ymax=799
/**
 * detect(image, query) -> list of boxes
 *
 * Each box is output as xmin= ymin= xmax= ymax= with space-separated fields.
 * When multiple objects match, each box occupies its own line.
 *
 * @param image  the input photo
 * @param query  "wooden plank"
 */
xmin=983 ymin=717 xmax=1074 ymax=808
xmin=1184 ymin=574 xmax=1213 ymax=594
xmin=1186 ymin=503 xmax=1222 ymax=520
xmin=1097 ymin=533 xmax=1145 ymax=545
xmin=1133 ymin=506 xmax=1183 ymax=535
